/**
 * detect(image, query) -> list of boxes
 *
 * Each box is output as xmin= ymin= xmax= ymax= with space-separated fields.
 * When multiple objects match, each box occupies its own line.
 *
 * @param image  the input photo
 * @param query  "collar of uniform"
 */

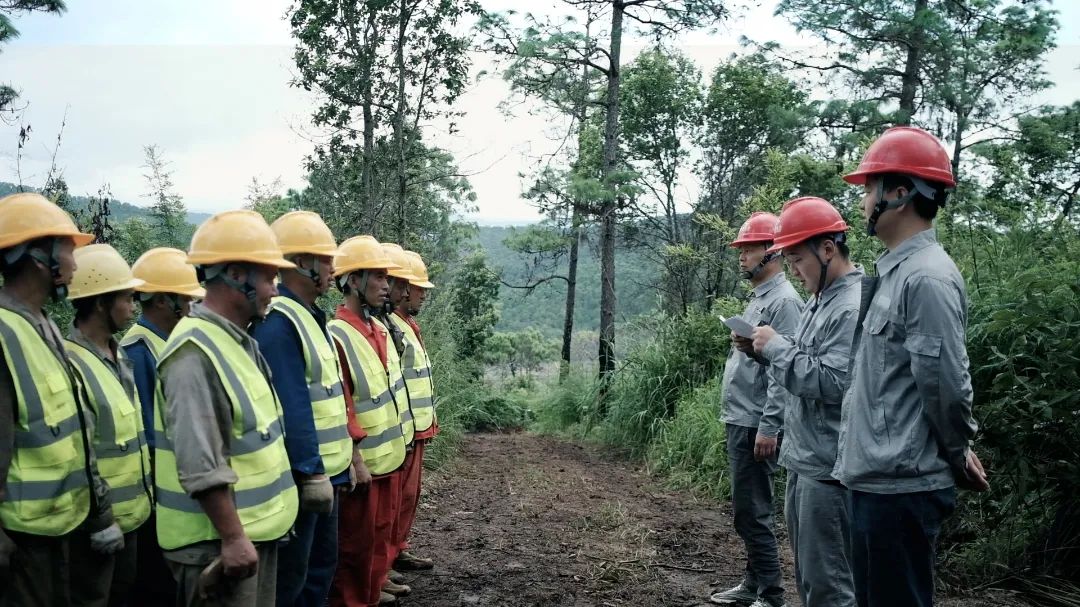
xmin=335 ymin=303 xmax=376 ymax=339
xmin=816 ymin=267 xmax=865 ymax=308
xmin=137 ymin=316 xmax=168 ymax=341
xmin=0 ymin=289 xmax=65 ymax=351
xmin=876 ymin=228 xmax=938 ymax=277
xmin=752 ymin=271 xmax=788 ymax=298
xmin=0 ymin=289 xmax=40 ymax=320
xmin=188 ymin=302 xmax=253 ymax=345
xmin=67 ymin=324 xmax=120 ymax=371
xmin=278 ymin=283 xmax=327 ymax=325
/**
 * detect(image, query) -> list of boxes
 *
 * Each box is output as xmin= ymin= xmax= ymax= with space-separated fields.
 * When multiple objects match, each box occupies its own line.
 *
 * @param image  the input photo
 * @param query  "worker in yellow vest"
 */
xmin=327 ymin=236 xmax=409 ymax=607
xmin=65 ymin=243 xmax=154 ymax=607
xmin=380 ymin=246 xmax=438 ymax=584
xmin=0 ymin=192 xmax=123 ymax=605
xmin=254 ymin=211 xmax=355 ymax=606
xmin=154 ymin=210 xmax=299 ymax=607
xmin=121 ymin=246 xmax=204 ymax=605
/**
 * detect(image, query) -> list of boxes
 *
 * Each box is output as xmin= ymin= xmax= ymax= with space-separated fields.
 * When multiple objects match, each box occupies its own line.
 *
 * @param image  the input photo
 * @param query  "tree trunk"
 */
xmin=596 ymin=1 xmax=624 ymax=409
xmin=394 ymin=0 xmax=409 ymax=244
xmin=897 ymin=0 xmax=928 ymax=125
xmin=560 ymin=208 xmax=581 ymax=382
xmin=361 ymin=9 xmax=378 ymax=233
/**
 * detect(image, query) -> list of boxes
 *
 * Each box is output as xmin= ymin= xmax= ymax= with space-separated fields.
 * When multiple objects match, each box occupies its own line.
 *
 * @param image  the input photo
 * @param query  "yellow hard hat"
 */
xmin=0 ymin=192 xmax=94 ymax=250
xmin=404 ymin=251 xmax=435 ymax=289
xmin=381 ymin=243 xmax=420 ymax=282
xmin=333 ymin=235 xmax=401 ymax=278
xmin=187 ymin=210 xmax=295 ymax=269
xmin=132 ymin=247 xmax=206 ymax=298
xmin=68 ymin=244 xmax=145 ymax=300
xmin=271 ymin=211 xmax=338 ymax=257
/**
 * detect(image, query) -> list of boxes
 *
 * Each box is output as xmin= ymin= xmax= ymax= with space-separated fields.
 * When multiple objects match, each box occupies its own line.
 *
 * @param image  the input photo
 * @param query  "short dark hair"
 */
xmin=73 ymin=292 xmax=119 ymax=324
xmin=809 ymin=234 xmax=850 ymax=260
xmin=880 ymin=173 xmax=950 ymax=221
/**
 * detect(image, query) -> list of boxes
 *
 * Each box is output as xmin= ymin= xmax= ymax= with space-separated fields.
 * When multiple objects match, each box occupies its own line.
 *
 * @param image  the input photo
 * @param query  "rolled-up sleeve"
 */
xmin=758 ymin=296 xmax=802 ymax=436
xmin=254 ymin=313 xmax=324 ymax=476
xmin=765 ymin=306 xmax=857 ymax=404
xmin=904 ymin=275 xmax=977 ymax=476
xmin=159 ymin=344 xmax=239 ymax=496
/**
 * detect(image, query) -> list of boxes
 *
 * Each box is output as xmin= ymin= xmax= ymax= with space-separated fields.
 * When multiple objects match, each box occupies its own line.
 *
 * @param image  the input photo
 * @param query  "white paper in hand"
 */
xmin=721 ymin=315 xmax=756 ymax=339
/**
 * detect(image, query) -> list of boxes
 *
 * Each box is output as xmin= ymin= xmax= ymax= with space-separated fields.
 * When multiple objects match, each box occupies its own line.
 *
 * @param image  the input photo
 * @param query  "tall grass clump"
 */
xmin=531 ymin=371 xmax=602 ymax=436
xmin=646 ymin=378 xmax=732 ymax=500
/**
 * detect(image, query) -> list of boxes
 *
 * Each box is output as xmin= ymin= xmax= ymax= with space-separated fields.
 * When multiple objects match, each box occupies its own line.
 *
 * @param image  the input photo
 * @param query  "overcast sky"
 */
xmin=1 ymin=0 xmax=1077 ymax=225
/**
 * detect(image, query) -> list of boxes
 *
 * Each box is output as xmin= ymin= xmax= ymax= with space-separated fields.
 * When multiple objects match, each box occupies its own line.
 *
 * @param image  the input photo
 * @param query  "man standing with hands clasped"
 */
xmin=711 ymin=212 xmax=802 ymax=607
xmin=751 ymin=197 xmax=862 ymax=607
xmin=833 ymin=126 xmax=989 ymax=607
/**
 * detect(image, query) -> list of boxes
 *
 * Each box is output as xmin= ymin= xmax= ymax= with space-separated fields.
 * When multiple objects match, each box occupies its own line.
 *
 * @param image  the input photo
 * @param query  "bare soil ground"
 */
xmin=399 ymin=433 xmax=1026 ymax=607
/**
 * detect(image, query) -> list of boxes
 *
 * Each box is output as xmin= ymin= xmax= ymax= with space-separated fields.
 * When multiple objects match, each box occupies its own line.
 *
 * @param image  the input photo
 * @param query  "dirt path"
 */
xmin=399 ymin=433 xmax=1022 ymax=607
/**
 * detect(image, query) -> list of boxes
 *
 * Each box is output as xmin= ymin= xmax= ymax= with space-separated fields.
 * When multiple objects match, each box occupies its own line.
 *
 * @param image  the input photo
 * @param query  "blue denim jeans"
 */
xmin=276 ymin=490 xmax=341 ymax=607
xmin=850 ymin=488 xmax=957 ymax=607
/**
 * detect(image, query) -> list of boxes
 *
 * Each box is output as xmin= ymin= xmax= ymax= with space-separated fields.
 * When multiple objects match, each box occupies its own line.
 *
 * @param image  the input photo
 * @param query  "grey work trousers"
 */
xmin=785 ymin=471 xmax=855 ymax=607
xmin=167 ymin=540 xmax=279 ymax=607
xmin=726 ymin=424 xmax=785 ymax=603
xmin=0 ymin=531 xmax=72 ymax=607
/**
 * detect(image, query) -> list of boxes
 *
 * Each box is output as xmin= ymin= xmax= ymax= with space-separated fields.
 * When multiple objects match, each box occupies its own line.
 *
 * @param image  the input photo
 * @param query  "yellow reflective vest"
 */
xmin=390 ymin=314 xmax=435 ymax=433
xmin=120 ymin=322 xmax=166 ymax=360
xmin=65 ymin=340 xmax=153 ymax=533
xmin=0 ymin=309 xmax=91 ymax=536
xmin=328 ymin=317 xmax=407 ymax=475
xmin=153 ymin=316 xmax=298 ymax=550
xmin=268 ymin=296 xmax=352 ymax=477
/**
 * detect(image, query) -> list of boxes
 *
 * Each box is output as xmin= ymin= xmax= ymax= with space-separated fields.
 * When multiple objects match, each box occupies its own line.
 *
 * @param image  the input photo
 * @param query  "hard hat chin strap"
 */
xmin=741 ymin=251 xmax=780 ymax=280
xmin=867 ymin=177 xmax=940 ymax=236
xmin=202 ymin=263 xmax=259 ymax=316
xmin=140 ymin=292 xmax=184 ymax=319
xmin=4 ymin=238 xmax=68 ymax=301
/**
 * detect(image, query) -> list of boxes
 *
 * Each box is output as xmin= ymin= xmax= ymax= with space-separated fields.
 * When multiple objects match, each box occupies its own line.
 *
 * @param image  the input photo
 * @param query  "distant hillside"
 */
xmin=0 ymin=182 xmax=212 ymax=225
xmin=474 ymin=224 xmax=660 ymax=337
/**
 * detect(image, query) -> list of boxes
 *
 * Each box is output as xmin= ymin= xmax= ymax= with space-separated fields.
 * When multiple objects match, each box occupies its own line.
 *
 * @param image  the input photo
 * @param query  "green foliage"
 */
xmin=445 ymin=251 xmax=500 ymax=361
xmin=0 ymin=1 xmax=66 ymax=113
xmin=141 ymin=145 xmax=192 ymax=250
xmin=646 ymin=378 xmax=730 ymax=500
xmin=483 ymin=328 xmax=560 ymax=377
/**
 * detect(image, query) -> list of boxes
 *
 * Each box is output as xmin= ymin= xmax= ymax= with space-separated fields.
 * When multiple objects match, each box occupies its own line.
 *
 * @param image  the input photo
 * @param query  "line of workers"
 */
xmin=0 ymin=202 xmax=438 ymax=607
xmin=710 ymin=125 xmax=989 ymax=607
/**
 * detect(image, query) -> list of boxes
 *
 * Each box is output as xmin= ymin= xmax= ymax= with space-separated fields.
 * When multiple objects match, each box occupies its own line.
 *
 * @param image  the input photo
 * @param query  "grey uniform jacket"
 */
xmin=763 ymin=268 xmax=863 ymax=481
xmin=833 ymin=229 xmax=978 ymax=494
xmin=721 ymin=272 xmax=803 ymax=436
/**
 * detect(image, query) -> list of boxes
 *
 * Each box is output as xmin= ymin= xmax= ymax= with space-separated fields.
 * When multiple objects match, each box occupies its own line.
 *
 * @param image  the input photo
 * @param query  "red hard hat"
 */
xmin=843 ymin=126 xmax=956 ymax=188
xmin=730 ymin=212 xmax=780 ymax=248
xmin=768 ymin=197 xmax=848 ymax=253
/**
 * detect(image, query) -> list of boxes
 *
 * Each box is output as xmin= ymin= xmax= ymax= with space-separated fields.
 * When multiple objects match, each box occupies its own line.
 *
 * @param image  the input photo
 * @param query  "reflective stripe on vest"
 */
xmin=375 ymin=317 xmax=414 ymax=445
xmin=0 ymin=309 xmax=91 ymax=536
xmin=327 ymin=319 xmax=406 ymax=476
xmin=65 ymin=342 xmax=153 ymax=533
xmin=268 ymin=297 xmax=352 ymax=476
xmin=154 ymin=316 xmax=298 ymax=551
xmin=391 ymin=314 xmax=436 ymax=432
xmin=120 ymin=323 xmax=166 ymax=359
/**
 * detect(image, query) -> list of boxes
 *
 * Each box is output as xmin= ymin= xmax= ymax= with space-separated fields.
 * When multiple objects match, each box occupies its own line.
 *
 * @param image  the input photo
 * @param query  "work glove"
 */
xmin=299 ymin=475 xmax=334 ymax=513
xmin=1 ymin=528 xmax=16 ymax=578
xmin=89 ymin=522 xmax=125 ymax=554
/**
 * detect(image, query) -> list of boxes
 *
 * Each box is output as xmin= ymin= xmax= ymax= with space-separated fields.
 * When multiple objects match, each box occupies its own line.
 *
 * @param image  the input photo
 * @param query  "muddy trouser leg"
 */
xmin=850 ymin=488 xmax=956 ymax=607
xmin=785 ymin=472 xmax=855 ymax=607
xmin=726 ymin=424 xmax=783 ymax=603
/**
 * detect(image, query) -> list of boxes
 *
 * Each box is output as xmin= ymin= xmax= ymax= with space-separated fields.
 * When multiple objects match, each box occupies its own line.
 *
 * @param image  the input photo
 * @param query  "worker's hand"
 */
xmin=220 ymin=534 xmax=258 ymax=579
xmin=732 ymin=332 xmax=754 ymax=354
xmin=350 ymin=458 xmax=372 ymax=494
xmin=89 ymin=522 xmax=125 ymax=555
xmin=753 ymin=432 xmax=778 ymax=462
xmin=956 ymin=450 xmax=990 ymax=492
xmin=299 ymin=474 xmax=334 ymax=514
xmin=0 ymin=527 xmax=16 ymax=578
xmin=752 ymin=325 xmax=778 ymax=354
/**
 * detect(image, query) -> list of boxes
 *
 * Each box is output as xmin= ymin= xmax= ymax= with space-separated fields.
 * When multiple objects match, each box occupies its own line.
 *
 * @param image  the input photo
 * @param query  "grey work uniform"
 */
xmin=158 ymin=304 xmax=285 ymax=607
xmin=720 ymin=271 xmax=802 ymax=604
xmin=833 ymin=229 xmax=978 ymax=607
xmin=762 ymin=268 xmax=863 ymax=607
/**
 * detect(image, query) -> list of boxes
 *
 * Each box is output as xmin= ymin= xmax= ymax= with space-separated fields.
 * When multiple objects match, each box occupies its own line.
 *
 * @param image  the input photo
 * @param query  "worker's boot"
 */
xmin=378 ymin=591 xmax=399 ymax=605
xmin=388 ymin=569 xmax=408 ymax=584
xmin=393 ymin=550 xmax=434 ymax=571
xmin=709 ymin=580 xmax=758 ymax=605
xmin=383 ymin=578 xmax=412 ymax=597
